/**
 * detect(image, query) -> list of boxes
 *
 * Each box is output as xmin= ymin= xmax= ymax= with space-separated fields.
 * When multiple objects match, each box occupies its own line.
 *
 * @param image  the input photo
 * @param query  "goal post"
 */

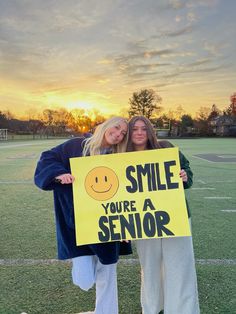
xmin=154 ymin=120 xmax=171 ymax=137
xmin=0 ymin=129 xmax=8 ymax=140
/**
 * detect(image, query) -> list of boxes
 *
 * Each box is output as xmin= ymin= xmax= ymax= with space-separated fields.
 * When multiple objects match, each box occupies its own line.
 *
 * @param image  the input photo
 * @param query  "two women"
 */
xmin=34 ymin=117 xmax=132 ymax=314
xmin=127 ymin=116 xmax=200 ymax=314
xmin=35 ymin=114 xmax=200 ymax=314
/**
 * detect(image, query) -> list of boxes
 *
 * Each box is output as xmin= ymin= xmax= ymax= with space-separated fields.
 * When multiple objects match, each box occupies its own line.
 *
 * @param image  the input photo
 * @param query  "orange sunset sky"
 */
xmin=0 ymin=0 xmax=236 ymax=118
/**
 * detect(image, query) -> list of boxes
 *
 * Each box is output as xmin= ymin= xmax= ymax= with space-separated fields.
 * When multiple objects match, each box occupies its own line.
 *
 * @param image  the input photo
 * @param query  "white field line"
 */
xmin=213 ymin=180 xmax=236 ymax=183
xmin=192 ymin=155 xmax=216 ymax=163
xmin=192 ymin=188 xmax=215 ymax=190
xmin=0 ymin=140 xmax=63 ymax=149
xmin=196 ymin=180 xmax=206 ymax=184
xmin=0 ymin=180 xmax=33 ymax=184
xmin=204 ymin=197 xmax=232 ymax=199
xmin=197 ymin=180 xmax=236 ymax=184
xmin=195 ymin=259 xmax=236 ymax=265
xmin=0 ymin=258 xmax=236 ymax=266
xmin=0 ymin=143 xmax=45 ymax=149
xmin=196 ymin=180 xmax=236 ymax=185
xmin=193 ymin=155 xmax=236 ymax=163
xmin=221 ymin=210 xmax=236 ymax=212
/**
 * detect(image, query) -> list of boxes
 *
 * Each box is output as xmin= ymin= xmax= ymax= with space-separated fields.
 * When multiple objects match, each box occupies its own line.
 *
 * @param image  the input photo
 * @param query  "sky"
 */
xmin=0 ymin=0 xmax=236 ymax=118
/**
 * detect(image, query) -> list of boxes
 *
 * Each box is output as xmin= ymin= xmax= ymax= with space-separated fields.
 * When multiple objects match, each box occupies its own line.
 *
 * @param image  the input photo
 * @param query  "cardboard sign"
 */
xmin=70 ymin=147 xmax=191 ymax=245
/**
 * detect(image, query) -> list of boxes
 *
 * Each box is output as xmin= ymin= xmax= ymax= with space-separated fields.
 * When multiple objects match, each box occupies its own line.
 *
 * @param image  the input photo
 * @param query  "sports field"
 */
xmin=0 ymin=138 xmax=235 ymax=314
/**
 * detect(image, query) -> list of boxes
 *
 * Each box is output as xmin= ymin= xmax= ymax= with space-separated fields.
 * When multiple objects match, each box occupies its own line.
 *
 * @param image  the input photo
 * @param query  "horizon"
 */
xmin=0 ymin=0 xmax=236 ymax=117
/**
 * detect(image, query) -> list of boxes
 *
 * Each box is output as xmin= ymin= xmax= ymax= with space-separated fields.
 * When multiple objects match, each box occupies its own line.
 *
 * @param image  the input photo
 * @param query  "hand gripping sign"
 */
xmin=70 ymin=147 xmax=191 ymax=246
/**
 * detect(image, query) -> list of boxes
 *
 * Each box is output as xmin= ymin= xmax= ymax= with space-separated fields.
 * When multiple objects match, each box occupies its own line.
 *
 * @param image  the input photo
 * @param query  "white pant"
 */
xmin=72 ymin=256 xmax=118 ymax=314
xmin=136 ymin=235 xmax=200 ymax=314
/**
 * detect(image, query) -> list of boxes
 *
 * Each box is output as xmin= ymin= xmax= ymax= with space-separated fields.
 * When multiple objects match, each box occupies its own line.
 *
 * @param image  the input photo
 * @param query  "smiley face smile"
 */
xmin=91 ymin=184 xmax=112 ymax=193
xmin=85 ymin=166 xmax=119 ymax=201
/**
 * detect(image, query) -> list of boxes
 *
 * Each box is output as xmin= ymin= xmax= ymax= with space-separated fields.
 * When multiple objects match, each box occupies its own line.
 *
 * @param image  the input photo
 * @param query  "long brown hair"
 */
xmin=126 ymin=116 xmax=161 ymax=151
xmin=157 ymin=140 xmax=174 ymax=148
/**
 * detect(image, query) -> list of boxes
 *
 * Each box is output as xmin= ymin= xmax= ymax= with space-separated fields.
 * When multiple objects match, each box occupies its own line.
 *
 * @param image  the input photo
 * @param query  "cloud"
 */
xmin=187 ymin=12 xmax=197 ymax=22
xmin=151 ymin=25 xmax=193 ymax=39
xmin=0 ymin=0 xmax=235 ymax=117
xmin=114 ymin=49 xmax=175 ymax=65
xmin=127 ymin=63 xmax=172 ymax=71
xmin=130 ymin=61 xmax=231 ymax=90
xmin=97 ymin=59 xmax=114 ymax=65
xmin=98 ymin=79 xmax=110 ymax=85
xmin=169 ymin=0 xmax=188 ymax=10
xmin=162 ymin=73 xmax=181 ymax=79
xmin=165 ymin=26 xmax=193 ymax=37
xmin=163 ymin=63 xmax=230 ymax=79
xmin=203 ymin=41 xmax=225 ymax=57
xmin=186 ymin=0 xmax=220 ymax=9
xmin=0 ymin=0 xmax=112 ymax=33
xmin=185 ymin=58 xmax=212 ymax=67
xmin=182 ymin=64 xmax=230 ymax=73
xmin=116 ymin=62 xmax=172 ymax=82
xmin=175 ymin=15 xmax=182 ymax=22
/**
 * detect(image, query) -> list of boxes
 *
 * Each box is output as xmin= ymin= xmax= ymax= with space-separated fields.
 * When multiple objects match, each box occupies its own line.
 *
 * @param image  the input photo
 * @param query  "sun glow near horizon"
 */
xmin=42 ymin=89 xmax=113 ymax=114
xmin=64 ymin=99 xmax=117 ymax=119
xmin=66 ymin=101 xmax=95 ymax=111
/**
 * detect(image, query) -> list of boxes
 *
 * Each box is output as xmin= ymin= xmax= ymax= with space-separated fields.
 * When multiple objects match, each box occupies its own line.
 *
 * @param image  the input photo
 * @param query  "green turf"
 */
xmin=197 ymin=264 xmax=236 ymax=313
xmin=1 ymin=263 xmax=235 ymax=314
xmin=0 ymin=263 xmax=141 ymax=314
xmin=170 ymin=138 xmax=236 ymax=260
xmin=0 ymin=138 xmax=235 ymax=313
xmin=0 ymin=184 xmax=56 ymax=259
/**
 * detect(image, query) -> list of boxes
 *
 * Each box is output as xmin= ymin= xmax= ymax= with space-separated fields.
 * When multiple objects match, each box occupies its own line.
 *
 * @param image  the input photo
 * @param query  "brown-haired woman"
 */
xmin=127 ymin=116 xmax=200 ymax=314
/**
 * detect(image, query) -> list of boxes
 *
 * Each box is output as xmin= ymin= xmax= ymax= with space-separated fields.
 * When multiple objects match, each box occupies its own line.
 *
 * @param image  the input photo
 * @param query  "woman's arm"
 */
xmin=55 ymin=173 xmax=75 ymax=184
xmin=34 ymin=145 xmax=69 ymax=190
xmin=179 ymin=151 xmax=193 ymax=189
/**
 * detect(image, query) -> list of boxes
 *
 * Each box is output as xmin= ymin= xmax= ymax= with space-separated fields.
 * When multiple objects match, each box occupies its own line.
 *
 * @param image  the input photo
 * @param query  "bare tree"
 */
xmin=195 ymin=107 xmax=211 ymax=135
xmin=128 ymin=89 xmax=162 ymax=119
xmin=208 ymin=104 xmax=221 ymax=121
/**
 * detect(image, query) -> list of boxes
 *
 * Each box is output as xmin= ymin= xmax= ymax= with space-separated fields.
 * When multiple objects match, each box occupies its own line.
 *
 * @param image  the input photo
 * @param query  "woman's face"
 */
xmin=103 ymin=121 xmax=128 ymax=146
xmin=131 ymin=119 xmax=148 ymax=149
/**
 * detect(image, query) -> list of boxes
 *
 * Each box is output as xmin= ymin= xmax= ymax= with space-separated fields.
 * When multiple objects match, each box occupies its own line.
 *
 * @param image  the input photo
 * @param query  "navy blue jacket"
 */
xmin=34 ymin=137 xmax=132 ymax=263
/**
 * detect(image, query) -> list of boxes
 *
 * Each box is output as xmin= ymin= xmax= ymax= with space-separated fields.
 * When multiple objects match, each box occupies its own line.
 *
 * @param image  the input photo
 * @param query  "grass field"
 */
xmin=0 ymin=138 xmax=236 ymax=314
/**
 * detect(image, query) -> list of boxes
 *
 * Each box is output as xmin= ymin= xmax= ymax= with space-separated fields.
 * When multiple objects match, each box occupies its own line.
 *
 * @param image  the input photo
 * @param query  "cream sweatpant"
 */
xmin=136 ymin=235 xmax=200 ymax=314
xmin=72 ymin=256 xmax=118 ymax=314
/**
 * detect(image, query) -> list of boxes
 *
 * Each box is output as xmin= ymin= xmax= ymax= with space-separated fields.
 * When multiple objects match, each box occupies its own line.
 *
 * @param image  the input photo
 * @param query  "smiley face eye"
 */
xmin=105 ymin=176 xmax=107 ymax=182
xmin=95 ymin=177 xmax=98 ymax=183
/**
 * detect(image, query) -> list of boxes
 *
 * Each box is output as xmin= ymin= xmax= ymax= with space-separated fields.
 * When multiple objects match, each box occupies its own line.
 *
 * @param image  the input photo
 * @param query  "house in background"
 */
xmin=210 ymin=115 xmax=236 ymax=136
xmin=210 ymin=93 xmax=236 ymax=136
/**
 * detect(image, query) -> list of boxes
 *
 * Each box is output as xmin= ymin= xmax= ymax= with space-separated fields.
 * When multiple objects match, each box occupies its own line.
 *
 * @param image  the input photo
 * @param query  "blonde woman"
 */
xmin=34 ymin=116 xmax=132 ymax=314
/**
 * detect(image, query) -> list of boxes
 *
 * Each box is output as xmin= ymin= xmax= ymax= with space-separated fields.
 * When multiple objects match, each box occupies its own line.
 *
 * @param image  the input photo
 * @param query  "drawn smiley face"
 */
xmin=85 ymin=166 xmax=119 ymax=201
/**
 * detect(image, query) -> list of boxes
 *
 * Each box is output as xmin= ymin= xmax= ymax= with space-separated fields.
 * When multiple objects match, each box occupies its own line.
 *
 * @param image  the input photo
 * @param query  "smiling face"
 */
xmin=85 ymin=166 xmax=119 ymax=201
xmin=131 ymin=120 xmax=148 ymax=150
xmin=103 ymin=121 xmax=127 ymax=147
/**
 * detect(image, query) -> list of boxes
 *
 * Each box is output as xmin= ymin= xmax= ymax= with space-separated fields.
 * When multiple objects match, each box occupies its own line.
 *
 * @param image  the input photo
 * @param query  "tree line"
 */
xmin=0 ymin=108 xmax=105 ymax=138
xmin=1 ymin=89 xmax=236 ymax=137
xmin=128 ymin=89 xmax=236 ymax=137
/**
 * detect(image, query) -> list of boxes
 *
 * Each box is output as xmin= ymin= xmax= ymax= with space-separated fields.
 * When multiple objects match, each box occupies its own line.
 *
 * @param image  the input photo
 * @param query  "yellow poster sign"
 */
xmin=70 ymin=147 xmax=191 ymax=246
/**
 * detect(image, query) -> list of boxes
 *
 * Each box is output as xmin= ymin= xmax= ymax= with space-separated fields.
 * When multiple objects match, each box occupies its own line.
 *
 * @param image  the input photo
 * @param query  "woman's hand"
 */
xmin=55 ymin=173 xmax=75 ymax=184
xmin=179 ymin=169 xmax=188 ymax=182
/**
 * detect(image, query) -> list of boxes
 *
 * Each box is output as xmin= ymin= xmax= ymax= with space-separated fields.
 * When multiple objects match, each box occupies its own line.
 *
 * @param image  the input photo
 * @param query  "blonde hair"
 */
xmin=83 ymin=116 xmax=128 ymax=156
